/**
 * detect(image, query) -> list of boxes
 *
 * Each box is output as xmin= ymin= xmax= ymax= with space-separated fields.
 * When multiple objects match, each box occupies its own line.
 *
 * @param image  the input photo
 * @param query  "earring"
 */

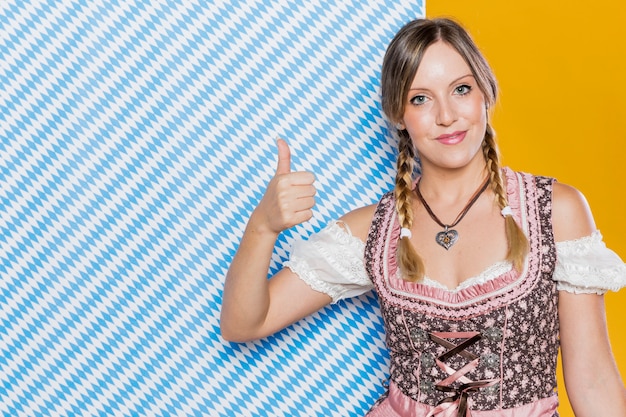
xmin=395 ymin=123 xmax=404 ymax=130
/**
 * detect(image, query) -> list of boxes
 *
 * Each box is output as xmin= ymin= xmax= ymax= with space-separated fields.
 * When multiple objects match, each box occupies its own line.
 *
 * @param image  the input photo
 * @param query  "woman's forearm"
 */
xmin=220 ymin=212 xmax=279 ymax=342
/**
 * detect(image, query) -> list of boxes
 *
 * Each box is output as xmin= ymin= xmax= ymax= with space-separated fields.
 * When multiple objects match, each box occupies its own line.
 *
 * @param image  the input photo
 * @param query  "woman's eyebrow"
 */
xmin=408 ymin=73 xmax=474 ymax=91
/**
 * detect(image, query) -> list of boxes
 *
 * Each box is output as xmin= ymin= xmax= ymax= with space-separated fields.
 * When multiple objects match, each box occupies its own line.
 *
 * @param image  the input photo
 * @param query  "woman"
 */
xmin=220 ymin=18 xmax=626 ymax=416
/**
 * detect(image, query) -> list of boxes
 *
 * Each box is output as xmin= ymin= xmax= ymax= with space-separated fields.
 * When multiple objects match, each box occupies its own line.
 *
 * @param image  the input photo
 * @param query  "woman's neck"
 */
xmin=417 ymin=164 xmax=491 ymax=204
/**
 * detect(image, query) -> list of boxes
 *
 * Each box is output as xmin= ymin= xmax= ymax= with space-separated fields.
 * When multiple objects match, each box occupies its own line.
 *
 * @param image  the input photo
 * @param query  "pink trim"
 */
xmin=388 ymin=269 xmax=519 ymax=305
xmin=366 ymin=382 xmax=558 ymax=417
xmin=502 ymin=167 xmax=522 ymax=226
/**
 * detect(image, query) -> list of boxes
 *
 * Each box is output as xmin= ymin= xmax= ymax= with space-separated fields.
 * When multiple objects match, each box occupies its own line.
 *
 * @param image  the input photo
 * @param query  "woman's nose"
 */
xmin=435 ymin=98 xmax=457 ymax=126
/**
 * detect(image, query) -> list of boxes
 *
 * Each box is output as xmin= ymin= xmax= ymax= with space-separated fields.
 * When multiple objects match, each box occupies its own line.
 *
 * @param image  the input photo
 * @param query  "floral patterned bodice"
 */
xmin=364 ymin=170 xmax=560 ymax=412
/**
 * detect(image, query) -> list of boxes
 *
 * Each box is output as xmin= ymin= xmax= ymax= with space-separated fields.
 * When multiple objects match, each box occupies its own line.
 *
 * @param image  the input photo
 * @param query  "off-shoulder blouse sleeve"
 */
xmin=554 ymin=230 xmax=626 ymax=294
xmin=283 ymin=221 xmax=373 ymax=303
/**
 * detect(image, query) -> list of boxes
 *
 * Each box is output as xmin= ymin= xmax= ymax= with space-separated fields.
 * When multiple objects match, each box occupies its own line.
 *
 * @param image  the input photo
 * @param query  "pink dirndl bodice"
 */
xmin=365 ymin=169 xmax=560 ymax=417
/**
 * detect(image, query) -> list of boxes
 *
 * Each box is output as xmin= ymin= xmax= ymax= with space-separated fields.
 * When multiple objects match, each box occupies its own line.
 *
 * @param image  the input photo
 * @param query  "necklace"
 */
xmin=415 ymin=177 xmax=490 ymax=250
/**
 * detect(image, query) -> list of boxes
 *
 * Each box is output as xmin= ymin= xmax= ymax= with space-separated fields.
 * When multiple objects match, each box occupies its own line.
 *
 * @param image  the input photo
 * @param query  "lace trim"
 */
xmin=286 ymin=257 xmax=345 ymax=301
xmin=418 ymin=261 xmax=513 ymax=293
xmin=556 ymin=230 xmax=603 ymax=251
xmin=554 ymin=230 xmax=626 ymax=294
xmin=555 ymin=282 xmax=609 ymax=295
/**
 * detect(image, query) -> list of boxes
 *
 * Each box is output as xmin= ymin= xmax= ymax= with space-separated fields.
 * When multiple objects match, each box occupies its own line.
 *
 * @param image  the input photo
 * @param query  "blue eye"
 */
xmin=411 ymin=95 xmax=427 ymax=105
xmin=455 ymin=85 xmax=471 ymax=95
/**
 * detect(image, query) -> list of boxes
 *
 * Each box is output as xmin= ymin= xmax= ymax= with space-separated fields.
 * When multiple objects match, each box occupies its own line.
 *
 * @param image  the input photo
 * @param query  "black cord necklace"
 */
xmin=415 ymin=177 xmax=490 ymax=250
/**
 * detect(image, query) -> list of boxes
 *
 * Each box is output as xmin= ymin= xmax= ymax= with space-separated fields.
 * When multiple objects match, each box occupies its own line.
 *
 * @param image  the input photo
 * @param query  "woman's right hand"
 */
xmin=221 ymin=139 xmax=328 ymax=342
xmin=252 ymin=139 xmax=316 ymax=235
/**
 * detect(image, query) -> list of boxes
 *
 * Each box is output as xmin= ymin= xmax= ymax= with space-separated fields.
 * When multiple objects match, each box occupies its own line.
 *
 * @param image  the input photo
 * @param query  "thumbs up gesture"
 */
xmin=253 ymin=139 xmax=316 ymax=234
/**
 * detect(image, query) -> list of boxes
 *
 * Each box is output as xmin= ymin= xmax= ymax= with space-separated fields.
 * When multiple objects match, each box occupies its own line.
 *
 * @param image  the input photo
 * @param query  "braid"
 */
xmin=482 ymin=124 xmax=529 ymax=271
xmin=395 ymin=131 xmax=424 ymax=282
xmin=482 ymin=125 xmax=508 ymax=208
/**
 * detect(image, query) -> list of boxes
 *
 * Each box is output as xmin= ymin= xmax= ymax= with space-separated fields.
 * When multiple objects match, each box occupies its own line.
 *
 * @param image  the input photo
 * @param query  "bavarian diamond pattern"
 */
xmin=0 ymin=1 xmax=424 ymax=415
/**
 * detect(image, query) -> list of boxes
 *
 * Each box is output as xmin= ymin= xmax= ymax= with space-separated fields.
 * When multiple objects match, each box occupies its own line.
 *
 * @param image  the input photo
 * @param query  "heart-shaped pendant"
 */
xmin=435 ymin=228 xmax=458 ymax=250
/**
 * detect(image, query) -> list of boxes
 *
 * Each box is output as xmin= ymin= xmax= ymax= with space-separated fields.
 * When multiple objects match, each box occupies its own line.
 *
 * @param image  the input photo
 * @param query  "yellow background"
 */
xmin=427 ymin=1 xmax=626 ymax=415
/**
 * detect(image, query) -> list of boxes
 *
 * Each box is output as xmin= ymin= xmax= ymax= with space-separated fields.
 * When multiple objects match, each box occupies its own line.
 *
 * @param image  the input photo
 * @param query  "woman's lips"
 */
xmin=436 ymin=131 xmax=466 ymax=145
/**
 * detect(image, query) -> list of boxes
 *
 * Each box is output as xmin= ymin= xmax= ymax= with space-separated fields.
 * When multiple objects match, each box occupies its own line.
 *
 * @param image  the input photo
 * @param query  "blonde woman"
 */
xmin=221 ymin=18 xmax=626 ymax=416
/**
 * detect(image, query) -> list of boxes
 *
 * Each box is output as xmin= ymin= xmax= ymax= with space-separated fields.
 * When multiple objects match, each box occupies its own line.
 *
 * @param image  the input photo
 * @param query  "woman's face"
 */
xmin=400 ymin=41 xmax=487 ymax=173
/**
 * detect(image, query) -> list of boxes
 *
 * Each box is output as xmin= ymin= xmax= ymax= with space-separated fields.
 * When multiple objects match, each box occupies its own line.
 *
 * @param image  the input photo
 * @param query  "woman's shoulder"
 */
xmin=504 ymin=167 xmax=596 ymax=241
xmin=338 ymin=203 xmax=379 ymax=243
xmin=551 ymin=181 xmax=596 ymax=242
xmin=337 ymin=191 xmax=396 ymax=242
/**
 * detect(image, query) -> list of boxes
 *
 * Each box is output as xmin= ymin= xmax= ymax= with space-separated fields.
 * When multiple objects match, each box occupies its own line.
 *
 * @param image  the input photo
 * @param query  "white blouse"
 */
xmin=284 ymin=222 xmax=626 ymax=303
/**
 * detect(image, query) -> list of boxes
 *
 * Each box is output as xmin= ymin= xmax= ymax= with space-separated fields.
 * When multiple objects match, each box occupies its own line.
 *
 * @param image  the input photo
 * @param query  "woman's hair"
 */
xmin=381 ymin=18 xmax=528 ymax=282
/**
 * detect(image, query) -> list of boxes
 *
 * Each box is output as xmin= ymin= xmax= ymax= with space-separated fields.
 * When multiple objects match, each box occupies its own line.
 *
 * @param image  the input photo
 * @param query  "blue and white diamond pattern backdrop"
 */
xmin=0 ymin=1 xmax=424 ymax=415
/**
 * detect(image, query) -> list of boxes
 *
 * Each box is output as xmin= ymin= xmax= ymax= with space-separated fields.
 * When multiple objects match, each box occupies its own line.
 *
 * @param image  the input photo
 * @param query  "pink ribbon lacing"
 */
xmin=426 ymin=332 xmax=499 ymax=417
